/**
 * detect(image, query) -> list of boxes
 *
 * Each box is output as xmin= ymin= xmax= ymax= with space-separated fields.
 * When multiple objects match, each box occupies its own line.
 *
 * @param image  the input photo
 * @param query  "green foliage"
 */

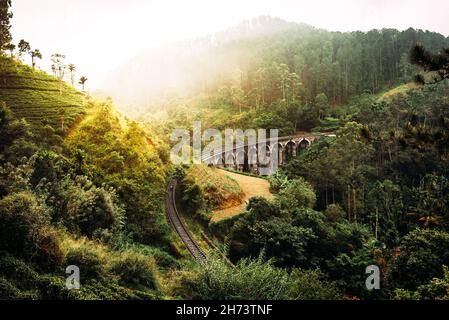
xmin=387 ymin=228 xmax=449 ymax=290
xmin=111 ymin=250 xmax=159 ymax=291
xmin=178 ymin=255 xmax=291 ymax=300
xmin=47 ymin=176 xmax=125 ymax=238
xmin=37 ymin=275 xmax=158 ymax=300
xmin=65 ymin=243 xmax=107 ymax=280
xmin=0 ymin=101 xmax=36 ymax=163
xmin=32 ymin=227 xmax=65 ymax=272
xmin=393 ymin=266 xmax=449 ymax=300
xmin=268 ymin=170 xmax=291 ymax=193
xmin=66 ymin=100 xmax=170 ymax=245
xmin=288 ymin=269 xmax=343 ymax=300
xmin=248 ymin=217 xmax=317 ymax=267
xmin=0 ymin=0 xmax=12 ymax=50
xmin=0 ymin=192 xmax=50 ymax=257
xmin=176 ymin=254 xmax=342 ymax=300
xmin=275 ymin=177 xmax=317 ymax=210
xmin=182 ymin=165 xmax=243 ymax=211
xmin=0 ymin=161 xmax=33 ymax=197
xmin=0 ymin=252 xmax=39 ymax=283
xmin=0 ymin=56 xmax=85 ymax=132
xmin=226 ymin=195 xmax=369 ymax=271
xmin=327 ymin=249 xmax=380 ymax=299
xmin=254 ymin=111 xmax=295 ymax=136
xmin=325 ymin=204 xmax=346 ymax=222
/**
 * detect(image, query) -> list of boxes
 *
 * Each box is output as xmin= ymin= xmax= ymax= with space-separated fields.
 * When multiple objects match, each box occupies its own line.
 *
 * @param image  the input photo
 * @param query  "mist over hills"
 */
xmin=101 ymin=16 xmax=449 ymax=119
xmin=101 ymin=16 xmax=301 ymax=116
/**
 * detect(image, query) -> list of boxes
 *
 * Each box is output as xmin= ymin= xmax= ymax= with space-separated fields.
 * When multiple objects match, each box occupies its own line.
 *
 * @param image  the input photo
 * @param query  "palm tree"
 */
xmin=79 ymin=76 xmax=88 ymax=92
xmin=68 ymin=64 xmax=76 ymax=86
xmin=30 ymin=49 xmax=42 ymax=71
xmin=51 ymin=64 xmax=57 ymax=77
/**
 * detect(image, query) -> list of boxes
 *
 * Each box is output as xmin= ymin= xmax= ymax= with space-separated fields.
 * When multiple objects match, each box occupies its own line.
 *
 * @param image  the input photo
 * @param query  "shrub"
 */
xmin=111 ymin=251 xmax=159 ymax=291
xmin=65 ymin=244 xmax=107 ymax=280
xmin=45 ymin=176 xmax=125 ymax=238
xmin=72 ymin=186 xmax=124 ymax=237
xmin=177 ymin=255 xmax=290 ymax=300
xmin=387 ymin=228 xmax=449 ymax=290
xmin=0 ymin=253 xmax=39 ymax=286
xmin=325 ymin=204 xmax=346 ymax=222
xmin=31 ymin=228 xmax=65 ymax=271
xmin=288 ymin=269 xmax=343 ymax=300
xmin=275 ymin=178 xmax=317 ymax=210
xmin=0 ymin=192 xmax=50 ymax=258
xmin=393 ymin=266 xmax=449 ymax=300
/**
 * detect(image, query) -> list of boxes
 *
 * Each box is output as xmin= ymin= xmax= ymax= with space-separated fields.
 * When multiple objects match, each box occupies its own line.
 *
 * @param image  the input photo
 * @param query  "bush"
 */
xmin=177 ymin=255 xmax=290 ymax=300
xmin=111 ymin=251 xmax=159 ymax=291
xmin=393 ymin=266 xmax=449 ymax=300
xmin=387 ymin=228 xmax=449 ymax=290
xmin=45 ymin=176 xmax=125 ymax=238
xmin=65 ymin=244 xmax=107 ymax=280
xmin=0 ymin=192 xmax=50 ymax=258
xmin=73 ymin=186 xmax=124 ymax=237
xmin=325 ymin=204 xmax=346 ymax=222
xmin=275 ymin=178 xmax=316 ymax=210
xmin=0 ymin=253 xmax=39 ymax=286
xmin=37 ymin=275 xmax=159 ymax=300
xmin=288 ymin=269 xmax=343 ymax=300
xmin=31 ymin=228 xmax=65 ymax=271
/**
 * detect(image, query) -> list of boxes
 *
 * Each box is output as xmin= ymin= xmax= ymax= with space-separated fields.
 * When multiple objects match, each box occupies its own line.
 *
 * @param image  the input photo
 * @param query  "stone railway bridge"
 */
xmin=201 ymin=132 xmax=335 ymax=175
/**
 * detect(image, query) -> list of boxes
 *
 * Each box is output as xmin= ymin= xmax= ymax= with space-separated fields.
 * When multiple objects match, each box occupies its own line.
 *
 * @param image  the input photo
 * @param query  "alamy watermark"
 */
xmin=66 ymin=265 xmax=80 ymax=290
xmin=170 ymin=121 xmax=279 ymax=175
xmin=365 ymin=265 xmax=380 ymax=290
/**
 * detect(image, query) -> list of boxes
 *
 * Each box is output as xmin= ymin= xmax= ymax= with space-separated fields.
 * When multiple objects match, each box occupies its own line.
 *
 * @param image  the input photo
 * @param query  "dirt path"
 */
xmin=211 ymin=170 xmax=274 ymax=223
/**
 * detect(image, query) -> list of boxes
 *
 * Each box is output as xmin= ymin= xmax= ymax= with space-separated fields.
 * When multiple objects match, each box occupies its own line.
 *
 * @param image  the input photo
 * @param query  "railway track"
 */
xmin=166 ymin=179 xmax=206 ymax=262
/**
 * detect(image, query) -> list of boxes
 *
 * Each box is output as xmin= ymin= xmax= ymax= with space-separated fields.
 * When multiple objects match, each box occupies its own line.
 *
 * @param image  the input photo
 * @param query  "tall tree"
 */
xmin=68 ymin=64 xmax=76 ymax=86
xmin=79 ymin=76 xmax=88 ymax=92
xmin=29 ymin=49 xmax=42 ymax=70
xmin=18 ymin=40 xmax=31 ymax=60
xmin=0 ymin=0 xmax=12 ymax=50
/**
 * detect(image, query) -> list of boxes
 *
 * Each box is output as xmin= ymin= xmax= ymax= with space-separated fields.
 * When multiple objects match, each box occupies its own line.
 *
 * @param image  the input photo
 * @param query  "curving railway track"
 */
xmin=166 ymin=179 xmax=206 ymax=262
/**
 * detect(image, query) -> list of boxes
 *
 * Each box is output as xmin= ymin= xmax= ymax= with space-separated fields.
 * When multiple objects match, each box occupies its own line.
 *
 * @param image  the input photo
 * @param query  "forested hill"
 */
xmin=104 ymin=16 xmax=449 ymax=117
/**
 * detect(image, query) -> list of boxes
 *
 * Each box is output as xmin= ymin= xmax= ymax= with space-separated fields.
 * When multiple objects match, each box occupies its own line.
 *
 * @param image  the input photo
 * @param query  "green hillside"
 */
xmin=0 ymin=57 xmax=85 ymax=131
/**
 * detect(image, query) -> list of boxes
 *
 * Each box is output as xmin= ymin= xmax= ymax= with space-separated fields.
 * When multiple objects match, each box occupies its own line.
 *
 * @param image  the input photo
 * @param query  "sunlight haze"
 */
xmin=11 ymin=0 xmax=449 ymax=90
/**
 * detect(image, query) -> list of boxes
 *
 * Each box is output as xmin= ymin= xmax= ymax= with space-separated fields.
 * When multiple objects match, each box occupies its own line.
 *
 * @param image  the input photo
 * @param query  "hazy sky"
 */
xmin=11 ymin=0 xmax=449 ymax=89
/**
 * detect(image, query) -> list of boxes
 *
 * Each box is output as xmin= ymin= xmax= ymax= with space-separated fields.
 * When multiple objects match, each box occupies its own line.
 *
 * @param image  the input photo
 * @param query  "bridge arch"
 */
xmin=297 ymin=138 xmax=311 ymax=154
xmin=285 ymin=140 xmax=297 ymax=162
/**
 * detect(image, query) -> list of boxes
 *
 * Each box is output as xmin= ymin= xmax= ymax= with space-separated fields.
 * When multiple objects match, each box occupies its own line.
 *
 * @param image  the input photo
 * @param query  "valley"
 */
xmin=1 ymin=1 xmax=449 ymax=302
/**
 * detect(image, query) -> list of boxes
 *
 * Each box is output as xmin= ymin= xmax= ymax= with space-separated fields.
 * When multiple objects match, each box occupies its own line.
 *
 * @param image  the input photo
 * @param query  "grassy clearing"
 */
xmin=211 ymin=169 xmax=274 ymax=223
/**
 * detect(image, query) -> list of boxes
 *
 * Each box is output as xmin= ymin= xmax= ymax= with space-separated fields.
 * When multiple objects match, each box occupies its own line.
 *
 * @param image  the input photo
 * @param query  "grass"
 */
xmin=211 ymin=169 xmax=273 ymax=223
xmin=0 ymin=56 xmax=86 ymax=132
xmin=186 ymin=164 xmax=244 ymax=210
xmin=379 ymin=83 xmax=419 ymax=102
